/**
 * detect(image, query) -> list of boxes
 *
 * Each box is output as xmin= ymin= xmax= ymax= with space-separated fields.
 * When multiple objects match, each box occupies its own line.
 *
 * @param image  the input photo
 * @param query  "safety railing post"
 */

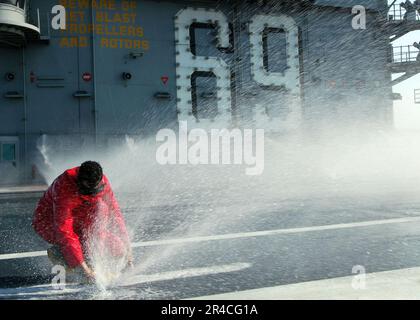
xmin=392 ymin=45 xmax=419 ymax=63
xmin=388 ymin=3 xmax=420 ymax=21
xmin=415 ymin=89 xmax=420 ymax=104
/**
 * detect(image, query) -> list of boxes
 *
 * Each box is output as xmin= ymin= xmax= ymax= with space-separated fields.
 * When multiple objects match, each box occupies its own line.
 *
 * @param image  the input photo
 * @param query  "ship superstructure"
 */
xmin=0 ymin=0 xmax=418 ymax=184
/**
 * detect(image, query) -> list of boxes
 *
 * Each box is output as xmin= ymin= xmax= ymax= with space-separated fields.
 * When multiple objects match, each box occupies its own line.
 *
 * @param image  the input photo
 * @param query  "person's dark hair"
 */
xmin=77 ymin=161 xmax=103 ymax=194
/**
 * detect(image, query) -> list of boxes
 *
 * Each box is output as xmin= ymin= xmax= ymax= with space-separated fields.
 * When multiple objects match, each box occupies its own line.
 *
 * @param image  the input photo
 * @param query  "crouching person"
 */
xmin=32 ymin=161 xmax=134 ymax=284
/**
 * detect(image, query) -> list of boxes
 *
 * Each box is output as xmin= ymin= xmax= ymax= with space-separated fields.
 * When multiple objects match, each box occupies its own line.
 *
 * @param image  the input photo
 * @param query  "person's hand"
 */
xmin=84 ymin=269 xmax=96 ymax=283
xmin=126 ymin=255 xmax=135 ymax=269
xmin=81 ymin=262 xmax=96 ymax=283
xmin=127 ymin=259 xmax=134 ymax=269
xmin=123 ymin=253 xmax=135 ymax=272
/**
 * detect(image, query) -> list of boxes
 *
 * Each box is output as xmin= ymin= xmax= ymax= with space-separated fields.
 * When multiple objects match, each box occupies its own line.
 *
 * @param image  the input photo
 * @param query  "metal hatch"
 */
xmin=0 ymin=136 xmax=19 ymax=185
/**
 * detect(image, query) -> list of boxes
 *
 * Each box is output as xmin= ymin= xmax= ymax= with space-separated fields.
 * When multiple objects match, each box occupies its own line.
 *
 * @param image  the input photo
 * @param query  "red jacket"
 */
xmin=32 ymin=167 xmax=130 ymax=268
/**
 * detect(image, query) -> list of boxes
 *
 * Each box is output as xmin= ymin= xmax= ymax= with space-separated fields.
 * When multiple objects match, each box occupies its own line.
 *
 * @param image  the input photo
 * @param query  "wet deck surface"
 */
xmin=2 ymin=192 xmax=420 ymax=299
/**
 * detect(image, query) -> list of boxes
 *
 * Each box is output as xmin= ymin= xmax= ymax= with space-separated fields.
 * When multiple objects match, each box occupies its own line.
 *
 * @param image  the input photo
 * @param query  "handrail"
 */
xmin=392 ymin=45 xmax=420 ymax=63
xmin=388 ymin=0 xmax=398 ymax=10
xmin=388 ymin=3 xmax=420 ymax=21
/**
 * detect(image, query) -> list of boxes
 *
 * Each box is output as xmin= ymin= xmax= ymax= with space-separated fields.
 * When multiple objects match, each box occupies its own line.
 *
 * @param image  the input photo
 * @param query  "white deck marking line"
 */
xmin=130 ymin=216 xmax=420 ymax=247
xmin=0 ymin=250 xmax=47 ymax=260
xmin=0 ymin=263 xmax=251 ymax=297
xmin=119 ymin=262 xmax=251 ymax=287
xmin=2 ymin=216 xmax=420 ymax=261
xmin=187 ymin=266 xmax=420 ymax=300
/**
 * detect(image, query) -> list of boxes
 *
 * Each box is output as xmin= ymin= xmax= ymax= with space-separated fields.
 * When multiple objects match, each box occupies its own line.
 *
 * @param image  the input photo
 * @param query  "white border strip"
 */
xmin=187 ymin=266 xmax=420 ymax=300
xmin=2 ymin=216 xmax=420 ymax=261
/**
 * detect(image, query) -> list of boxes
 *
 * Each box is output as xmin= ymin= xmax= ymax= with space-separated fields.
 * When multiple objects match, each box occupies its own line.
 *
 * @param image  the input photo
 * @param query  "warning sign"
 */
xmin=161 ymin=76 xmax=169 ymax=85
xmin=82 ymin=72 xmax=92 ymax=82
